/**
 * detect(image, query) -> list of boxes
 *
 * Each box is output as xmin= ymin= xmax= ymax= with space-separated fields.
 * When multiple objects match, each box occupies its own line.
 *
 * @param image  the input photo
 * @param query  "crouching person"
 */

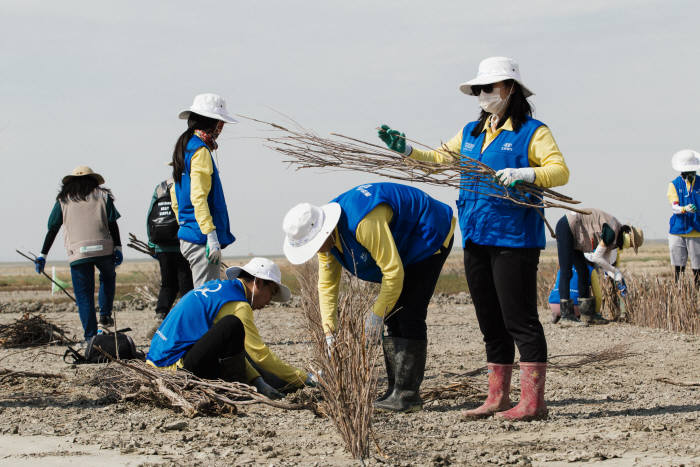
xmin=147 ymin=257 xmax=307 ymax=398
xmin=282 ymin=182 xmax=455 ymax=413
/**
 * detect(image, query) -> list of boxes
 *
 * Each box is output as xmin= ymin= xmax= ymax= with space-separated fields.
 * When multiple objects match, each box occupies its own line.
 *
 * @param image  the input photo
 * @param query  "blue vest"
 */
xmin=146 ymin=279 xmax=248 ymax=367
xmin=330 ymin=183 xmax=453 ymax=283
xmin=457 ymin=117 xmax=545 ymax=248
xmin=174 ymin=135 xmax=236 ymax=247
xmin=548 ymin=265 xmax=594 ymax=305
xmin=669 ymin=175 xmax=700 ymax=235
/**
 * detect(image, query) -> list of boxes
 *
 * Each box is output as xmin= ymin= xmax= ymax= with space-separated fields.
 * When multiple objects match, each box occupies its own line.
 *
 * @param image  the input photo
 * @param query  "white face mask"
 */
xmin=477 ymin=82 xmax=514 ymax=115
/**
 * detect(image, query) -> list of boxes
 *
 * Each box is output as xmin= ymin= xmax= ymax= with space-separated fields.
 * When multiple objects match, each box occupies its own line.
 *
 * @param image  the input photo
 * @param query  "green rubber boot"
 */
xmin=376 ymin=338 xmax=396 ymax=402
xmin=579 ymin=297 xmax=609 ymax=325
xmin=374 ymin=337 xmax=426 ymax=413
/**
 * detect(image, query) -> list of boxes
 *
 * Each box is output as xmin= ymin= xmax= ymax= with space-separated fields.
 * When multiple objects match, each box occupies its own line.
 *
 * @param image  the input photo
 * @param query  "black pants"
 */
xmin=182 ymin=315 xmax=245 ymax=379
xmin=156 ymin=251 xmax=194 ymax=316
xmin=555 ymin=216 xmax=591 ymax=300
xmin=463 ymin=241 xmax=547 ymax=363
xmin=385 ymin=236 xmax=453 ymax=340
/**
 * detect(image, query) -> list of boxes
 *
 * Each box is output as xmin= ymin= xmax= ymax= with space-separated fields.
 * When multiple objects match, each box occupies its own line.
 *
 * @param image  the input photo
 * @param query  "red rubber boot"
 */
xmin=495 ymin=362 xmax=548 ymax=421
xmin=461 ymin=363 xmax=512 ymax=420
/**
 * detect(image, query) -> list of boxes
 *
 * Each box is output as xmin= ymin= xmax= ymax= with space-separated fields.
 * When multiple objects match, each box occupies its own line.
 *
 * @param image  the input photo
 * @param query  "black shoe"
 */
xmin=98 ymin=315 xmax=114 ymax=327
xmin=374 ymin=337 xmax=426 ymax=413
xmin=376 ymin=338 xmax=396 ymax=403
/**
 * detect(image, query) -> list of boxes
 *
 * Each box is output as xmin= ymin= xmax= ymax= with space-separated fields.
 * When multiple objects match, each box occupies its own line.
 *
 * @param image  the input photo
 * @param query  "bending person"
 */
xmin=171 ymin=93 xmax=237 ymax=287
xmin=282 ymin=182 xmax=455 ymax=413
xmin=35 ymin=166 xmax=122 ymax=342
xmin=147 ymin=257 xmax=311 ymax=398
xmin=667 ymin=149 xmax=700 ymax=285
xmin=378 ymin=57 xmax=567 ymax=421
xmin=556 ymin=208 xmax=643 ymax=325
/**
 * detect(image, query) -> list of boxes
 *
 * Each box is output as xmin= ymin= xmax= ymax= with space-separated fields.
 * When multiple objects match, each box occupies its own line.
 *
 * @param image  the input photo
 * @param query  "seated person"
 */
xmin=146 ymin=257 xmax=313 ymax=398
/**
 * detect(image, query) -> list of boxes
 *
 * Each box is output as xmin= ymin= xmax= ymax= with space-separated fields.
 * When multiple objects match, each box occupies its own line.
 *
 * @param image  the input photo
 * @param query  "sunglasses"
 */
xmin=471 ymin=84 xmax=494 ymax=96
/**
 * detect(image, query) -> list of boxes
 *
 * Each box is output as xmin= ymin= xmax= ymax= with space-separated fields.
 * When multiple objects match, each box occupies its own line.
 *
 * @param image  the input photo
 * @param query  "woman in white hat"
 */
xmin=34 ymin=166 xmax=122 ymax=342
xmin=170 ymin=93 xmax=238 ymax=287
xmin=667 ymin=149 xmax=700 ymax=284
xmin=147 ymin=257 xmax=314 ymax=398
xmin=378 ymin=57 xmax=569 ymax=421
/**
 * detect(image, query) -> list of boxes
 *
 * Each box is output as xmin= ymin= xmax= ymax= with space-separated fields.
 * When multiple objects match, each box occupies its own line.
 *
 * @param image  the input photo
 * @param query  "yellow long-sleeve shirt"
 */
xmin=409 ymin=117 xmax=569 ymax=188
xmin=317 ymin=204 xmax=456 ymax=334
xmin=666 ymin=181 xmax=700 ymax=237
xmin=170 ymin=147 xmax=216 ymax=234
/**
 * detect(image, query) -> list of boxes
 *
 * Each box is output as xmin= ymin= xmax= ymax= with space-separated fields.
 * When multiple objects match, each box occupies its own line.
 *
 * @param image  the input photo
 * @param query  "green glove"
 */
xmin=377 ymin=124 xmax=407 ymax=154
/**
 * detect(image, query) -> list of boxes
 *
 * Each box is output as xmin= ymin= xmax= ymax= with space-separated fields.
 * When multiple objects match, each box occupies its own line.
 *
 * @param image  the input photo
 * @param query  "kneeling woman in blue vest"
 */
xmin=378 ymin=57 xmax=569 ymax=421
xmin=147 ymin=257 xmax=312 ymax=398
xmin=282 ymin=182 xmax=456 ymax=412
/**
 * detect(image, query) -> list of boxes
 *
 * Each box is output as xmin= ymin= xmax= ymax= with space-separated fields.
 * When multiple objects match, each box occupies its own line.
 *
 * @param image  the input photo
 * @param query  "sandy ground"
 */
xmin=1 ymin=286 xmax=699 ymax=466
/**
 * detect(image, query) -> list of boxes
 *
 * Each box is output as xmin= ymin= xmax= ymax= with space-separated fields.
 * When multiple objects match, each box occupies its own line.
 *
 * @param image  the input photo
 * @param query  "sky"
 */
xmin=1 ymin=0 xmax=697 ymax=261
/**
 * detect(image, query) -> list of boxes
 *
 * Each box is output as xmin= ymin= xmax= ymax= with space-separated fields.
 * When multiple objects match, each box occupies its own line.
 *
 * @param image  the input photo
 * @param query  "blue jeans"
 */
xmin=70 ymin=255 xmax=116 ymax=339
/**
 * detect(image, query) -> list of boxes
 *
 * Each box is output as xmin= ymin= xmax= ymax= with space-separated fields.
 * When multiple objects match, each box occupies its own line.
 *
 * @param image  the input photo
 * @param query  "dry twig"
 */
xmin=655 ymin=377 xmax=700 ymax=387
xmin=0 ymin=313 xmax=76 ymax=348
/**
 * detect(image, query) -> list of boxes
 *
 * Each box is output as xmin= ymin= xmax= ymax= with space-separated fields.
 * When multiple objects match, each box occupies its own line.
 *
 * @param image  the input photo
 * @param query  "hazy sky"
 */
xmin=1 ymin=0 xmax=696 ymax=261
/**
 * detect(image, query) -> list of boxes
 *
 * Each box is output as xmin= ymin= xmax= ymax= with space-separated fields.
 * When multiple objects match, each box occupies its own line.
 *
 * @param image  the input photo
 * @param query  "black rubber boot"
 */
xmin=374 ymin=338 xmax=426 ymax=413
xmin=579 ymin=297 xmax=608 ymax=325
xmin=559 ymin=299 xmax=584 ymax=327
xmin=376 ymin=338 xmax=396 ymax=402
xmin=218 ymin=352 xmax=247 ymax=383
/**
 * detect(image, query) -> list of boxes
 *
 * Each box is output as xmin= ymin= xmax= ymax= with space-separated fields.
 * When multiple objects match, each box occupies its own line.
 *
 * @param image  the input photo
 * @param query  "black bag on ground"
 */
xmin=64 ymin=328 xmax=145 ymax=364
xmin=147 ymin=179 xmax=179 ymax=246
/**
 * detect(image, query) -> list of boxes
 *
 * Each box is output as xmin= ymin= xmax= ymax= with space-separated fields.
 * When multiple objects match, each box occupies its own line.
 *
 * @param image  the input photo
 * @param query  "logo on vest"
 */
xmin=500 ymin=142 xmax=513 ymax=151
xmin=462 ymin=142 xmax=475 ymax=152
xmin=194 ymin=283 xmax=223 ymax=298
xmin=356 ymin=184 xmax=373 ymax=197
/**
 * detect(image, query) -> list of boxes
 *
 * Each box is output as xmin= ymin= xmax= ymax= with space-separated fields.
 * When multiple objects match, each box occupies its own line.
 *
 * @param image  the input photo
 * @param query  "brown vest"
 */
xmin=60 ymin=189 xmax=114 ymax=263
xmin=565 ymin=208 xmax=621 ymax=253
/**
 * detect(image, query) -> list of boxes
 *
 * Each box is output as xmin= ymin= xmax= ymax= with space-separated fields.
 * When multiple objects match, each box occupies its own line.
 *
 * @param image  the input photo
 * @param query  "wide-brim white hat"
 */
xmin=179 ymin=93 xmax=238 ymax=124
xmin=282 ymin=202 xmax=342 ymax=265
xmin=671 ymin=149 xmax=700 ymax=172
xmin=225 ymin=257 xmax=291 ymax=303
xmin=459 ymin=56 xmax=534 ymax=97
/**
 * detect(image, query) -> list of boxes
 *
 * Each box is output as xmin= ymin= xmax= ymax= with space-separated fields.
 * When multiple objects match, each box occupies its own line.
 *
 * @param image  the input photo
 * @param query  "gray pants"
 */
xmin=180 ymin=240 xmax=221 ymax=287
xmin=668 ymin=235 xmax=700 ymax=268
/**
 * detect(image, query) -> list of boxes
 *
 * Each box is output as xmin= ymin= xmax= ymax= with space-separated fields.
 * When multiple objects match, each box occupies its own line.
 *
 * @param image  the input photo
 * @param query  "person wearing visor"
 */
xmin=171 ymin=93 xmax=237 ymax=287
xmin=667 ymin=149 xmax=700 ymax=285
xmin=147 ymin=257 xmax=312 ymax=398
xmin=555 ymin=209 xmax=642 ymax=326
xmin=282 ymin=182 xmax=456 ymax=413
xmin=377 ymin=57 xmax=569 ymax=421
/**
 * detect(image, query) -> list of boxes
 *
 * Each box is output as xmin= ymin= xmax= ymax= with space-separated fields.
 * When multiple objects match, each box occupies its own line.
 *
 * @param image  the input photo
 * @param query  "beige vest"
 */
xmin=61 ymin=189 xmax=114 ymax=263
xmin=565 ymin=208 xmax=621 ymax=253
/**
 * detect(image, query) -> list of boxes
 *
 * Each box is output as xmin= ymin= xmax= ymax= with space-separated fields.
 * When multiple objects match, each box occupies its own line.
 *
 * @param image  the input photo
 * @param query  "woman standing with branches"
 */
xmin=378 ymin=57 xmax=569 ymax=421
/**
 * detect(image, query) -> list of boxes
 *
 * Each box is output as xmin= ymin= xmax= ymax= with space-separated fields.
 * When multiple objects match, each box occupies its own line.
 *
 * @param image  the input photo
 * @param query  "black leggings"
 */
xmin=182 ymin=315 xmax=245 ymax=379
xmin=385 ymin=236 xmax=453 ymax=340
xmin=464 ymin=241 xmax=546 ymax=363
xmin=155 ymin=251 xmax=194 ymax=316
xmin=555 ymin=216 xmax=591 ymax=300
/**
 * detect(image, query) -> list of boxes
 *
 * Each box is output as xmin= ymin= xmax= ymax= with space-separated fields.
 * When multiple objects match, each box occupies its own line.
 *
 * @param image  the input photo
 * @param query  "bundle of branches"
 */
xmin=96 ymin=357 xmax=313 ymax=418
xmin=421 ymin=381 xmax=487 ymax=403
xmin=296 ymin=261 xmax=381 ymax=460
xmin=621 ymin=273 xmax=699 ymax=335
xmin=244 ymin=116 xmax=588 ymax=219
xmin=536 ymin=261 xmax=558 ymax=308
xmin=0 ymin=313 xmax=76 ymax=348
xmin=548 ymin=343 xmax=636 ymax=370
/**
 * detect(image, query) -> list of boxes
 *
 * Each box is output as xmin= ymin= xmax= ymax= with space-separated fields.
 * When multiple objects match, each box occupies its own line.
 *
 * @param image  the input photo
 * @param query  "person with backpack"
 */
xmin=147 ymin=177 xmax=194 ymax=320
xmin=171 ymin=93 xmax=237 ymax=287
xmin=147 ymin=257 xmax=313 ymax=398
xmin=34 ymin=166 xmax=122 ymax=342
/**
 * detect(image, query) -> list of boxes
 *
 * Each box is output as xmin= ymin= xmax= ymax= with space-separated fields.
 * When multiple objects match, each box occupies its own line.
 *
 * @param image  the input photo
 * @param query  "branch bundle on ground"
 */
xmin=95 ymin=357 xmax=314 ymax=417
xmin=295 ymin=262 xmax=381 ymax=460
xmin=0 ymin=313 xmax=76 ymax=348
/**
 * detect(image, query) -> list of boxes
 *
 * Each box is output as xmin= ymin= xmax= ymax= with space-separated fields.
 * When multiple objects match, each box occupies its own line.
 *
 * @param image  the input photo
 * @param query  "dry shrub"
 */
xmin=0 ymin=313 xmax=76 ymax=347
xmin=295 ymin=261 xmax=381 ymax=460
xmin=537 ymin=261 xmax=558 ymax=308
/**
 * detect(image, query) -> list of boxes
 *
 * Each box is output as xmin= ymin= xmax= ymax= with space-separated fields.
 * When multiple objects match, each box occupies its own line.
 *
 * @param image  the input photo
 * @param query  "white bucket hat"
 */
xmin=459 ymin=56 xmax=534 ymax=97
xmin=282 ymin=202 xmax=342 ymax=265
xmin=178 ymin=93 xmax=238 ymax=124
xmin=671 ymin=149 xmax=700 ymax=172
xmin=225 ymin=257 xmax=291 ymax=303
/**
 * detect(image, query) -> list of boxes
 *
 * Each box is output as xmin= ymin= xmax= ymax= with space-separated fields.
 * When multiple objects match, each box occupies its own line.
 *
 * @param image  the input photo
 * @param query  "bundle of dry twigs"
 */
xmin=421 ymin=381 xmax=487 ymax=403
xmin=296 ymin=262 xmax=381 ymax=460
xmin=0 ymin=313 xmax=76 ymax=348
xmin=95 ymin=356 xmax=314 ymax=418
xmin=243 ymin=116 xmax=588 ymax=218
xmin=548 ymin=343 xmax=636 ymax=369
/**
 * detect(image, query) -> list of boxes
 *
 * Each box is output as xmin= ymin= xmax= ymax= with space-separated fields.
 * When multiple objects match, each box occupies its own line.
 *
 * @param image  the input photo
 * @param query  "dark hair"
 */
xmin=57 ymin=176 xmax=112 ymax=203
xmin=617 ymin=225 xmax=632 ymax=250
xmin=471 ymin=80 xmax=533 ymax=137
xmin=171 ymin=113 xmax=221 ymax=183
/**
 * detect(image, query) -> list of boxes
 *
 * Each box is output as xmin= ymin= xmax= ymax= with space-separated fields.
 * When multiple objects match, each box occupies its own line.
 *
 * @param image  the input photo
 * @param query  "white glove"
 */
xmin=495 ymin=167 xmax=535 ymax=187
xmin=364 ymin=312 xmax=384 ymax=344
xmin=325 ymin=334 xmax=335 ymax=358
xmin=206 ymin=230 xmax=221 ymax=265
xmin=613 ymin=271 xmax=624 ymax=283
xmin=305 ymin=372 xmax=318 ymax=387
xmin=684 ymin=204 xmax=697 ymax=213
